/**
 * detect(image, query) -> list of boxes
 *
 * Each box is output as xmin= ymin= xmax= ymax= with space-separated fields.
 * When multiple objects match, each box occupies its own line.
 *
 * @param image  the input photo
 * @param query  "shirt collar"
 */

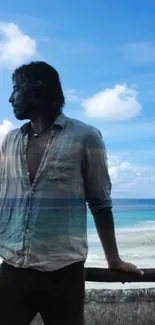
xmin=20 ymin=113 xmax=67 ymax=134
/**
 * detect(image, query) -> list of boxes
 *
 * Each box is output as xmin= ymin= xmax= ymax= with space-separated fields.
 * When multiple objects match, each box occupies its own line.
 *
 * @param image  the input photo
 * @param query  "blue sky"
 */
xmin=0 ymin=0 xmax=155 ymax=197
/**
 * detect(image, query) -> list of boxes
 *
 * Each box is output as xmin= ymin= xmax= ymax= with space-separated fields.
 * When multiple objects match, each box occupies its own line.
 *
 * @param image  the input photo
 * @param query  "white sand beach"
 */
xmin=85 ymin=221 xmax=155 ymax=289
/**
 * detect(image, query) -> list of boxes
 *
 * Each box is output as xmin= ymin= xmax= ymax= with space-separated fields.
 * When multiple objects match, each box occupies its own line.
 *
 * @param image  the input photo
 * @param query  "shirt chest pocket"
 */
xmin=44 ymin=149 xmax=78 ymax=182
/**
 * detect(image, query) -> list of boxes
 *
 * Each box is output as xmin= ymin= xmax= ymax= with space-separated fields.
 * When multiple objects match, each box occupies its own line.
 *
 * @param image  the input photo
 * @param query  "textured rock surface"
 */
xmin=31 ymin=288 xmax=155 ymax=325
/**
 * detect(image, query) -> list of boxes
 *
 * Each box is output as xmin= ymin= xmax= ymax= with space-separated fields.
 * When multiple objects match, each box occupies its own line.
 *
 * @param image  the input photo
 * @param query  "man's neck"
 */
xmin=30 ymin=114 xmax=59 ymax=134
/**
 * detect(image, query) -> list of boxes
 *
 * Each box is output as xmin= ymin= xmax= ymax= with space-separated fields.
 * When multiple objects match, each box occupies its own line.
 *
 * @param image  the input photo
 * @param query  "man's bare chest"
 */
xmin=26 ymin=134 xmax=50 ymax=184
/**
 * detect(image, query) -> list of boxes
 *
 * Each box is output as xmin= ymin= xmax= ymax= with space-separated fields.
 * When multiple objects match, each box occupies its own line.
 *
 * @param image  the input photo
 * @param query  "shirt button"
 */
xmin=26 ymin=229 xmax=29 ymax=233
xmin=27 ymin=172 xmax=30 ymax=176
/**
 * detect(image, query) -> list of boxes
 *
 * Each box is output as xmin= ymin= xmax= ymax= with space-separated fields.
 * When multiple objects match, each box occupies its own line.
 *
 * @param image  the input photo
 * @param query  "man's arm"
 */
xmin=93 ymin=207 xmax=120 ymax=267
xmin=82 ymin=128 xmax=143 ymax=274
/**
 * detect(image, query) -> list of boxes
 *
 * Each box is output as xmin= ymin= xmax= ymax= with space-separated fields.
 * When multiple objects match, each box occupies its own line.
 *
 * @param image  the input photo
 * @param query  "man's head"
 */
xmin=9 ymin=61 xmax=65 ymax=120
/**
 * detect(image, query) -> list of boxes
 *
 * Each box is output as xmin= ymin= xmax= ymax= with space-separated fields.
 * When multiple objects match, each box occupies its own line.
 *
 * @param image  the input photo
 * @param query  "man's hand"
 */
xmin=109 ymin=259 xmax=144 ymax=275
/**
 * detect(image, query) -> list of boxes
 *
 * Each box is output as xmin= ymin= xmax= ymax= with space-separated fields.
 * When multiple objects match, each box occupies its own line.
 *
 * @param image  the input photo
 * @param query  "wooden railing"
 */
xmin=85 ymin=268 xmax=155 ymax=283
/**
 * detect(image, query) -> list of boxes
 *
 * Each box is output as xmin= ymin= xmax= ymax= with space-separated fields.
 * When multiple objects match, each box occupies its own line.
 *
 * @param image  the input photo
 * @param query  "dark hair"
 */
xmin=12 ymin=61 xmax=65 ymax=112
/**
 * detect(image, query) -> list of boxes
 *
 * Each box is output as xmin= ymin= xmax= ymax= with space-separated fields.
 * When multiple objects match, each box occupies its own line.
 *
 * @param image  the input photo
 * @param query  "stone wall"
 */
xmin=31 ymin=288 xmax=155 ymax=325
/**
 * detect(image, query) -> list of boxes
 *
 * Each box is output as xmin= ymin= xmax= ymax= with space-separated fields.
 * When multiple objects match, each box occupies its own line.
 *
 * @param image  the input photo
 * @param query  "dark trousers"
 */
xmin=0 ymin=260 xmax=85 ymax=325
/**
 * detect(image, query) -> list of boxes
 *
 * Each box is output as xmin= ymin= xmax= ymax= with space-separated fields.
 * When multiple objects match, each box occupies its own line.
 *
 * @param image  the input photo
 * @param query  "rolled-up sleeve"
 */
xmin=82 ymin=127 xmax=112 ymax=214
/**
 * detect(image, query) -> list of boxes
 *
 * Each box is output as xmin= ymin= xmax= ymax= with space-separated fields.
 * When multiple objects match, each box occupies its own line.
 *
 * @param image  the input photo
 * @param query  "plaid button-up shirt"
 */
xmin=0 ymin=113 xmax=112 ymax=271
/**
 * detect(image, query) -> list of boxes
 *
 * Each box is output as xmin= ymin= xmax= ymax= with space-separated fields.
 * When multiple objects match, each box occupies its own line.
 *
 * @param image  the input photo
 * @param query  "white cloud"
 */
xmin=0 ymin=22 xmax=37 ymax=68
xmin=108 ymin=155 xmax=155 ymax=198
xmin=65 ymin=88 xmax=80 ymax=102
xmin=109 ymin=161 xmax=141 ymax=184
xmin=0 ymin=120 xmax=14 ymax=144
xmin=123 ymin=42 xmax=155 ymax=65
xmin=82 ymin=84 xmax=142 ymax=120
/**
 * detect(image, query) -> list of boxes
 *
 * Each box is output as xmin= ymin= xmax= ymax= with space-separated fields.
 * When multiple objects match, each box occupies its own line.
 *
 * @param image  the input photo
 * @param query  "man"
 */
xmin=0 ymin=61 xmax=143 ymax=325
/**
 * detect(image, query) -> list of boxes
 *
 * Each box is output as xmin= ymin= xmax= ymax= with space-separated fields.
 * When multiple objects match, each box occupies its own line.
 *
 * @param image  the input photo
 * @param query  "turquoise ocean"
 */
xmin=86 ymin=199 xmax=155 ymax=289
